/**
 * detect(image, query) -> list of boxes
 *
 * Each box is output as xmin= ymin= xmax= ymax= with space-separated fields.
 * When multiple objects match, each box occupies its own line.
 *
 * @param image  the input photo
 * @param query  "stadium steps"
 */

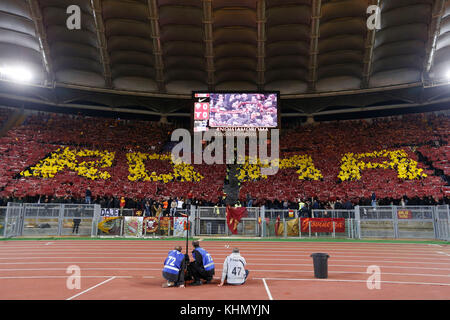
xmin=223 ymin=164 xmax=240 ymax=206
xmin=0 ymin=108 xmax=28 ymax=137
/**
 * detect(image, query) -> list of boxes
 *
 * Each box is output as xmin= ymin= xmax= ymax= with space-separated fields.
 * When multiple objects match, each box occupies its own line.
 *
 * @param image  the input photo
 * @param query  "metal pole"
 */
xmin=393 ymin=205 xmax=398 ymax=239
xmin=58 ymin=204 xmax=64 ymax=236
xmin=309 ymin=221 xmax=311 ymax=237
xmin=169 ymin=217 xmax=172 ymax=237
xmin=333 ymin=221 xmax=335 ymax=238
xmin=351 ymin=219 xmax=354 ymax=239
xmin=4 ymin=207 xmax=9 ymax=238
xmin=432 ymin=206 xmax=438 ymax=239
xmin=298 ymin=217 xmax=301 ymax=238
xmin=347 ymin=219 xmax=350 ymax=238
xmin=283 ymin=217 xmax=287 ymax=238
xmin=447 ymin=205 xmax=450 ymax=241
xmin=354 ymin=206 xmax=361 ymax=239
xmin=358 ymin=220 xmax=361 ymax=239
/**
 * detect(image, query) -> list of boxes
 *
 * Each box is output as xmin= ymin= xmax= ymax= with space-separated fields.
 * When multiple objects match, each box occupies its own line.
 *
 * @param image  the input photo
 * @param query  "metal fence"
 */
xmin=356 ymin=206 xmax=449 ymax=240
xmin=260 ymin=209 xmax=358 ymax=239
xmin=2 ymin=203 xmax=101 ymax=237
xmin=195 ymin=207 xmax=259 ymax=236
xmin=0 ymin=207 xmax=6 ymax=237
xmin=1 ymin=203 xmax=448 ymax=241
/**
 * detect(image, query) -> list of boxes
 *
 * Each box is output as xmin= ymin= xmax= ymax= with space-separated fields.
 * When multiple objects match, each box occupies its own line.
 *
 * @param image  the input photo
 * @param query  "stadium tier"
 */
xmin=0 ymin=110 xmax=448 ymax=207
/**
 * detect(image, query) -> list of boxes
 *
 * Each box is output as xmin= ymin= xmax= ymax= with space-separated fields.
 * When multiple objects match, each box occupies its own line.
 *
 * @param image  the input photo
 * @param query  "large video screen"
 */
xmin=193 ymin=92 xmax=279 ymax=132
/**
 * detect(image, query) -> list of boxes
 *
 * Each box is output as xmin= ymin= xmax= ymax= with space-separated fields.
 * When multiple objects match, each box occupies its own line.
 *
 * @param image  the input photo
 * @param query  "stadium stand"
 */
xmin=0 ymin=109 xmax=448 ymax=210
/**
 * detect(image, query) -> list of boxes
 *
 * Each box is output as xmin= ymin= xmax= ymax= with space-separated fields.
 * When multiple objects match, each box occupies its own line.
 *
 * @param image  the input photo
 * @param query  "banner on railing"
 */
xmin=143 ymin=217 xmax=159 ymax=233
xmin=98 ymin=216 xmax=121 ymax=235
xmin=226 ymin=206 xmax=248 ymax=235
xmin=397 ymin=210 xmax=412 ymax=219
xmin=300 ymin=218 xmax=345 ymax=233
xmin=275 ymin=217 xmax=299 ymax=236
xmin=173 ymin=217 xmax=187 ymax=237
xmin=124 ymin=217 xmax=143 ymax=237
xmin=101 ymin=208 xmax=119 ymax=217
xmin=159 ymin=217 xmax=173 ymax=231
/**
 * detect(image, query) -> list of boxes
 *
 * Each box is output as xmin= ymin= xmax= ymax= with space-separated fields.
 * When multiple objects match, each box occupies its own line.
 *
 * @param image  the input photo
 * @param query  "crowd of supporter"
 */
xmin=0 ymin=108 xmax=448 ymax=209
xmin=239 ymin=113 xmax=449 ymax=205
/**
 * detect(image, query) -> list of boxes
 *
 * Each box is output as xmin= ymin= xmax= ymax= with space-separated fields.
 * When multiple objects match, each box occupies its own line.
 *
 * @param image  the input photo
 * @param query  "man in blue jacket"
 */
xmin=162 ymin=246 xmax=187 ymax=288
xmin=187 ymin=240 xmax=215 ymax=286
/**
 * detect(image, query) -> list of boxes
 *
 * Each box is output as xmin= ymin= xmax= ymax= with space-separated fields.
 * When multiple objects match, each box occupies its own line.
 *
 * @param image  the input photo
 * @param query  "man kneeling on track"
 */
xmin=186 ymin=240 xmax=215 ymax=286
xmin=218 ymin=248 xmax=249 ymax=287
xmin=162 ymin=246 xmax=187 ymax=288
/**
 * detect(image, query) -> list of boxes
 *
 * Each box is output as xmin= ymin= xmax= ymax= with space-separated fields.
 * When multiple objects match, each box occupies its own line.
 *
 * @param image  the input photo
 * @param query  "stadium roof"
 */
xmin=1 ymin=0 xmax=450 ymax=118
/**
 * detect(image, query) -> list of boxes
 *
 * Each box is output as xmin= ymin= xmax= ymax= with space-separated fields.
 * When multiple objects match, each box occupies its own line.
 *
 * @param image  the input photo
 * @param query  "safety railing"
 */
xmin=355 ymin=205 xmax=449 ymax=239
xmin=2 ymin=203 xmax=101 ymax=238
xmin=1 ymin=203 xmax=448 ymax=240
xmin=195 ymin=206 xmax=259 ymax=237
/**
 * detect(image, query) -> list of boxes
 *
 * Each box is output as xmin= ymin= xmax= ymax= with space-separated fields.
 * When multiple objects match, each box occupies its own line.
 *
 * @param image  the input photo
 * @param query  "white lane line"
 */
xmin=254 ymin=277 xmax=450 ymax=287
xmin=0 ymin=253 xmax=447 ymax=261
xmin=0 ymin=240 xmax=440 ymax=246
xmin=66 ymin=276 xmax=117 ymax=300
xmin=0 ymin=276 xmax=131 ymax=279
xmin=0 ymin=261 xmax=448 ymax=271
xmin=45 ymin=242 xmax=53 ymax=246
xmin=0 ymin=256 xmax=448 ymax=265
xmin=262 ymin=278 xmax=273 ymax=300
xmin=437 ymin=251 xmax=450 ymax=257
xmin=0 ymin=268 xmax=448 ymax=279
xmin=0 ymin=247 xmax=443 ymax=254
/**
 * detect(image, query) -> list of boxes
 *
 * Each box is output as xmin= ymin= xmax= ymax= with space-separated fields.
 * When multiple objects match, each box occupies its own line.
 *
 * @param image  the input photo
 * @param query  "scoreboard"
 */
xmin=192 ymin=92 xmax=279 ymax=133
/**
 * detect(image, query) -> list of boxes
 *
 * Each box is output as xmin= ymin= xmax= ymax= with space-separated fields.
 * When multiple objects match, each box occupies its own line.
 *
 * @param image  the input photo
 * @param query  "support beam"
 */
xmin=307 ymin=0 xmax=322 ymax=92
xmin=0 ymin=92 xmax=163 ymax=116
xmin=27 ymin=0 xmax=54 ymax=86
xmin=147 ymin=0 xmax=166 ymax=92
xmin=256 ymin=0 xmax=266 ymax=91
xmin=424 ymin=0 xmax=446 ymax=75
xmin=90 ymin=0 xmax=112 ymax=88
xmin=362 ymin=0 xmax=381 ymax=88
xmin=202 ymin=0 xmax=215 ymax=91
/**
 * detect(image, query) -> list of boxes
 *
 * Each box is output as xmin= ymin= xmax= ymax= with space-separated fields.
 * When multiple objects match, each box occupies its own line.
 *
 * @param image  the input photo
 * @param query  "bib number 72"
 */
xmin=167 ymin=256 xmax=176 ymax=266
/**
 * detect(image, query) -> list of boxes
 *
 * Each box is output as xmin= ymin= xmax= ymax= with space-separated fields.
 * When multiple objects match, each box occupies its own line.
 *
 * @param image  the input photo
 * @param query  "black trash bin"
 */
xmin=310 ymin=253 xmax=330 ymax=279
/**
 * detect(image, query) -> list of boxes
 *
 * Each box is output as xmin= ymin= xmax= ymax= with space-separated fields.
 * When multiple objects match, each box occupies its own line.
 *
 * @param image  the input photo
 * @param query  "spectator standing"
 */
xmin=163 ymin=199 xmax=169 ymax=215
xmin=156 ymin=204 xmax=163 ymax=218
xmin=119 ymin=196 xmax=126 ymax=216
xmin=151 ymin=202 xmax=158 ymax=216
xmin=85 ymin=189 xmax=92 ymax=204
xmin=177 ymin=197 xmax=184 ymax=212
xmin=246 ymin=193 xmax=253 ymax=207
xmin=72 ymin=205 xmax=82 ymax=234
xmin=371 ymin=192 xmax=377 ymax=208
xmin=144 ymin=201 xmax=151 ymax=217
xmin=170 ymin=198 xmax=178 ymax=216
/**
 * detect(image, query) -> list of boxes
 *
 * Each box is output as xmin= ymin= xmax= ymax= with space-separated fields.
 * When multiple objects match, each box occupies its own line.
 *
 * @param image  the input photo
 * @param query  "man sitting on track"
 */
xmin=162 ymin=246 xmax=187 ymax=288
xmin=218 ymin=248 xmax=249 ymax=287
xmin=187 ymin=240 xmax=215 ymax=286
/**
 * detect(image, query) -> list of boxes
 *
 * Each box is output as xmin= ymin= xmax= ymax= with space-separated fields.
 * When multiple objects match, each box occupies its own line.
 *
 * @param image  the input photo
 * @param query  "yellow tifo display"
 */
xmin=338 ymin=149 xmax=427 ymax=181
xmin=19 ymin=148 xmax=426 ymax=183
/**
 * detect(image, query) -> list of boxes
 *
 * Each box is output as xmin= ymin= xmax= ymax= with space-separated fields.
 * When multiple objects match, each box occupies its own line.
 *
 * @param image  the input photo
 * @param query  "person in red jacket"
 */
xmin=119 ymin=196 xmax=126 ymax=216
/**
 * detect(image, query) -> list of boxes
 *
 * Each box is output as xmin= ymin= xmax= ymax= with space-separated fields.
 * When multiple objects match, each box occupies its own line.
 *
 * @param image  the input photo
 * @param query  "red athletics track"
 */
xmin=0 ymin=240 xmax=449 ymax=300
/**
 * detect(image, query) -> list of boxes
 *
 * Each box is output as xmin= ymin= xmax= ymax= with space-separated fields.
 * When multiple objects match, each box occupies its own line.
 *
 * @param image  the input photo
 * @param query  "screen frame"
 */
xmin=191 ymin=90 xmax=281 ymax=132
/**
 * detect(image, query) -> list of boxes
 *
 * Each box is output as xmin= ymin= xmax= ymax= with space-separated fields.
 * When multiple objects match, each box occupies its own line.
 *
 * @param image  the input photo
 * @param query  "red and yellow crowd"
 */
xmin=0 ymin=110 xmax=448 ymax=207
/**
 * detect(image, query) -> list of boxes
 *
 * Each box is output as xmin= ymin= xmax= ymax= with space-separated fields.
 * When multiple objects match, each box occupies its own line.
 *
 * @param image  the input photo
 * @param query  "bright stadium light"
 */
xmin=0 ymin=65 xmax=33 ymax=83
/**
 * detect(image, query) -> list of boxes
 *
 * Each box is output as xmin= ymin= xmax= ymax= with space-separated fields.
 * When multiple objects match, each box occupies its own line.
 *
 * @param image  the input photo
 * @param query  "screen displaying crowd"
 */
xmin=208 ymin=93 xmax=277 ymax=128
